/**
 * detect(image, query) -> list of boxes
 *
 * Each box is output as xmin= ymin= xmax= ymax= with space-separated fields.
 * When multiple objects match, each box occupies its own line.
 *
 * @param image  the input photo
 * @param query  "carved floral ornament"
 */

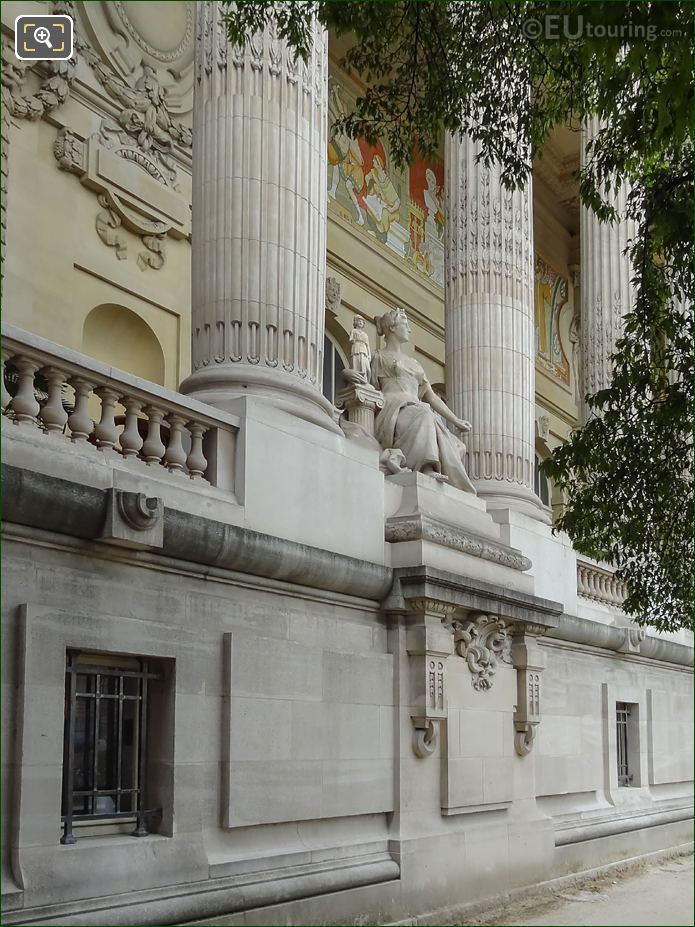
xmin=452 ymin=613 xmax=513 ymax=690
xmin=398 ymin=596 xmax=550 ymax=758
xmin=3 ymin=1 xmax=193 ymax=271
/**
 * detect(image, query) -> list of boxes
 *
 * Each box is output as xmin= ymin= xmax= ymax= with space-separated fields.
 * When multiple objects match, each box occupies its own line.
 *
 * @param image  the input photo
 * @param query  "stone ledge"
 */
xmin=1 ymin=463 xmax=392 ymax=601
xmin=387 ymin=565 xmax=563 ymax=630
xmin=546 ymin=614 xmax=694 ymax=667
xmin=385 ymin=513 xmax=532 ymax=572
xmin=0 ymin=853 xmax=400 ymax=926
xmin=555 ymin=805 xmax=694 ymax=846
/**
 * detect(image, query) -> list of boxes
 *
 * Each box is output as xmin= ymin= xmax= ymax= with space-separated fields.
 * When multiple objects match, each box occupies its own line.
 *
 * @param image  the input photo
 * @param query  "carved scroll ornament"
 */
xmin=453 ymin=614 xmax=512 ymax=691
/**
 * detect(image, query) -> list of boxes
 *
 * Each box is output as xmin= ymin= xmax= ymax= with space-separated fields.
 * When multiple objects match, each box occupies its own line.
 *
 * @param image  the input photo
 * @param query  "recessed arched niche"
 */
xmin=82 ymin=304 xmax=165 ymax=385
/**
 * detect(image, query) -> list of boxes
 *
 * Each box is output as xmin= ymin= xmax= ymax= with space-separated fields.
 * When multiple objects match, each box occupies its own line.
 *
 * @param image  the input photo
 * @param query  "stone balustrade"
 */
xmin=2 ymin=323 xmax=239 ymax=490
xmin=576 ymin=559 xmax=627 ymax=608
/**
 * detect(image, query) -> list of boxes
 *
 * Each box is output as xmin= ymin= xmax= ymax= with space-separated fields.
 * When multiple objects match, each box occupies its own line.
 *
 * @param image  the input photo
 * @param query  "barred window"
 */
xmin=616 ymin=702 xmax=633 ymax=787
xmin=61 ymin=652 xmax=160 ymax=844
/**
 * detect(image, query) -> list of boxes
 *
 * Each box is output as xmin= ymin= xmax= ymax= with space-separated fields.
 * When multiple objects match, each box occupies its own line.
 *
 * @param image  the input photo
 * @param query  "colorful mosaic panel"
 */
xmin=327 ymin=70 xmax=445 ymax=287
xmin=534 ymin=255 xmax=570 ymax=385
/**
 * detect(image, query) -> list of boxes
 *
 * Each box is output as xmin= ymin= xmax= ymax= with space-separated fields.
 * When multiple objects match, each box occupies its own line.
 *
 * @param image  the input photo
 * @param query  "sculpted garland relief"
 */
xmin=1 ymin=33 xmax=77 ymax=257
xmin=2 ymin=0 xmax=195 ymax=270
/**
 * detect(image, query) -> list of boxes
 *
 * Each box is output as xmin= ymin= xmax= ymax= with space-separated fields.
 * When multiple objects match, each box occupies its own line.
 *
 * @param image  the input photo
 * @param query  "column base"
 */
xmin=473 ymin=480 xmax=552 ymax=525
xmin=179 ymin=364 xmax=342 ymax=434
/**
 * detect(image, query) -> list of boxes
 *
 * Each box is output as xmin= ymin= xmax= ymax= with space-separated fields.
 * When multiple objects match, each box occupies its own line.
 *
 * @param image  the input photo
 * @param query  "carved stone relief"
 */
xmin=325 ymin=276 xmax=341 ymax=321
xmin=453 ymin=614 xmax=512 ymax=690
xmin=95 ymin=193 xmax=128 ymax=260
xmin=0 ymin=0 xmax=193 ymax=266
xmin=49 ymin=1 xmax=193 ymax=266
xmin=2 ymin=32 xmax=77 ymax=258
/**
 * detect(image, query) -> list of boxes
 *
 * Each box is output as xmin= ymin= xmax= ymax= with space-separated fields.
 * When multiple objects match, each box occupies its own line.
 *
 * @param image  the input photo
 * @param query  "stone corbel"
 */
xmin=101 ymin=489 xmax=164 ymax=549
xmin=510 ymin=625 xmax=546 ymax=756
xmin=452 ymin=613 xmax=512 ymax=691
xmin=617 ymin=625 xmax=646 ymax=654
xmin=405 ymin=598 xmax=456 ymax=758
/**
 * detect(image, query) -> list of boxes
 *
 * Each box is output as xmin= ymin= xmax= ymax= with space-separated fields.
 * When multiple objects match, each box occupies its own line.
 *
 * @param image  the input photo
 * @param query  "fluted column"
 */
xmin=181 ymin=4 xmax=335 ymax=429
xmin=579 ymin=117 xmax=636 ymax=422
xmin=445 ymin=134 xmax=546 ymax=520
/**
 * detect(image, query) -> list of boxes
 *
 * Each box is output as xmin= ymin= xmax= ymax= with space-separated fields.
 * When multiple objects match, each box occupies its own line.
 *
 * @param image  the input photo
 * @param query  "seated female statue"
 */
xmin=371 ymin=308 xmax=476 ymax=494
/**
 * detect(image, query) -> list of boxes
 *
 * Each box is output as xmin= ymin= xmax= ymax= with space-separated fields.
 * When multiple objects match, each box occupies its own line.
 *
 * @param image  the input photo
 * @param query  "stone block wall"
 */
xmin=2 ymin=522 xmax=692 ymax=925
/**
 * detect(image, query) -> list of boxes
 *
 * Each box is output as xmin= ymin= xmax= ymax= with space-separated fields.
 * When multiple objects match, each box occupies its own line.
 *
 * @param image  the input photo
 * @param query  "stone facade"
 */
xmin=1 ymin=3 xmax=692 ymax=926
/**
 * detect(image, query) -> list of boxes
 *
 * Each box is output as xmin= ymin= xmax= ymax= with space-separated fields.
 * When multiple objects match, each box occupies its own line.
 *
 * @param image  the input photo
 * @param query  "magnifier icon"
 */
xmin=34 ymin=25 xmax=53 ymax=48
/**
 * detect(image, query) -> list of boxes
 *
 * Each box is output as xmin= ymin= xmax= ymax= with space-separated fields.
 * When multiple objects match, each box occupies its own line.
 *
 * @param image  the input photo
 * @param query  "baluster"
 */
xmin=1 ymin=350 xmax=12 ymax=412
xmin=597 ymin=572 xmax=605 ymax=601
xmin=94 ymin=387 xmax=120 ymax=451
xmin=142 ymin=406 xmax=166 ymax=464
xmin=9 ymin=356 xmax=40 ymax=425
xmin=588 ymin=570 xmax=599 ymax=600
xmin=67 ymin=377 xmax=95 ymax=442
xmin=582 ymin=568 xmax=591 ymax=598
xmin=120 ymin=397 xmax=143 ymax=458
xmin=577 ymin=566 xmax=586 ymax=597
xmin=39 ymin=366 xmax=69 ymax=434
xmin=186 ymin=422 xmax=208 ymax=479
xmin=582 ymin=567 xmax=591 ymax=598
xmin=164 ymin=413 xmax=188 ymax=472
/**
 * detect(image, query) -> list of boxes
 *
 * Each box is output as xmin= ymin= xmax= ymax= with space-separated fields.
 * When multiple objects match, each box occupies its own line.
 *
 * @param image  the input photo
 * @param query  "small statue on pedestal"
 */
xmin=348 ymin=315 xmax=371 ymax=382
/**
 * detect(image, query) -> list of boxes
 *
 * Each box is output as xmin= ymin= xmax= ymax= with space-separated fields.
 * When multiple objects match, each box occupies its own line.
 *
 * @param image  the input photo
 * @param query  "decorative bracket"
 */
xmin=618 ymin=625 xmax=646 ymax=654
xmin=404 ymin=597 xmax=456 ymax=758
xmin=101 ymin=489 xmax=164 ymax=548
xmin=510 ymin=624 xmax=546 ymax=756
xmin=452 ymin=613 xmax=512 ymax=690
xmin=116 ymin=491 xmax=163 ymax=531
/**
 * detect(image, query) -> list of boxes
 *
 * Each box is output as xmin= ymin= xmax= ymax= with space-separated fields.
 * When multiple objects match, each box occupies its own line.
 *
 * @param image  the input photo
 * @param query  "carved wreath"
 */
xmin=453 ymin=614 xmax=512 ymax=691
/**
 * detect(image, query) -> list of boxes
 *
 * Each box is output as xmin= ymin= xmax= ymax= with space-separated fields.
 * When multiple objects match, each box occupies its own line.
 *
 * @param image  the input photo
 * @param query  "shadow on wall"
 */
xmin=82 ymin=304 xmax=165 ymax=385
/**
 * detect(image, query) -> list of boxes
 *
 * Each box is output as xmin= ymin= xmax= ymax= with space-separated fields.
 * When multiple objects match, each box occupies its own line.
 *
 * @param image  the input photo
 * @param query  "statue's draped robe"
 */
xmin=371 ymin=351 xmax=476 ymax=493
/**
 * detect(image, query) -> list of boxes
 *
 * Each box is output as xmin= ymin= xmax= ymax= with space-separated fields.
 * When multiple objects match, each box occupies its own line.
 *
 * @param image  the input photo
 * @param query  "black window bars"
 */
xmin=616 ymin=702 xmax=633 ymax=787
xmin=61 ymin=652 xmax=160 ymax=845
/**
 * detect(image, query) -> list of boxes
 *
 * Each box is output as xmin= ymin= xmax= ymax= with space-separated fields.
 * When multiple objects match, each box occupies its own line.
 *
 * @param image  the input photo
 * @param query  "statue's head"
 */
xmin=353 ymin=315 xmax=366 ymax=329
xmin=375 ymin=308 xmax=411 ymax=343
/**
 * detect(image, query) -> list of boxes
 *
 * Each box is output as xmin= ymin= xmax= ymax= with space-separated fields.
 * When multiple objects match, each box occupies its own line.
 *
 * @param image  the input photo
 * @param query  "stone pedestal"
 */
xmin=181 ymin=4 xmax=336 ymax=430
xmin=445 ymin=134 xmax=546 ymax=521
xmin=579 ymin=117 xmax=636 ymax=422
xmin=335 ymin=380 xmax=383 ymax=435
xmin=384 ymin=470 xmax=534 ymax=593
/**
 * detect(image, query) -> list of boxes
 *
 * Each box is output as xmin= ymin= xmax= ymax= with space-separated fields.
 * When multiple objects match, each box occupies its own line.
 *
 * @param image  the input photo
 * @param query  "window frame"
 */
xmin=534 ymin=453 xmax=551 ymax=507
xmin=616 ymin=701 xmax=632 ymax=786
xmin=61 ymin=651 xmax=160 ymax=845
xmin=322 ymin=331 xmax=348 ymax=405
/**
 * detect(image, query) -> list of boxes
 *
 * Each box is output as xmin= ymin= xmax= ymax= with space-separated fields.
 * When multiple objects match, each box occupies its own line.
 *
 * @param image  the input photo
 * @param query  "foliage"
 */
xmin=223 ymin=1 xmax=694 ymax=631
